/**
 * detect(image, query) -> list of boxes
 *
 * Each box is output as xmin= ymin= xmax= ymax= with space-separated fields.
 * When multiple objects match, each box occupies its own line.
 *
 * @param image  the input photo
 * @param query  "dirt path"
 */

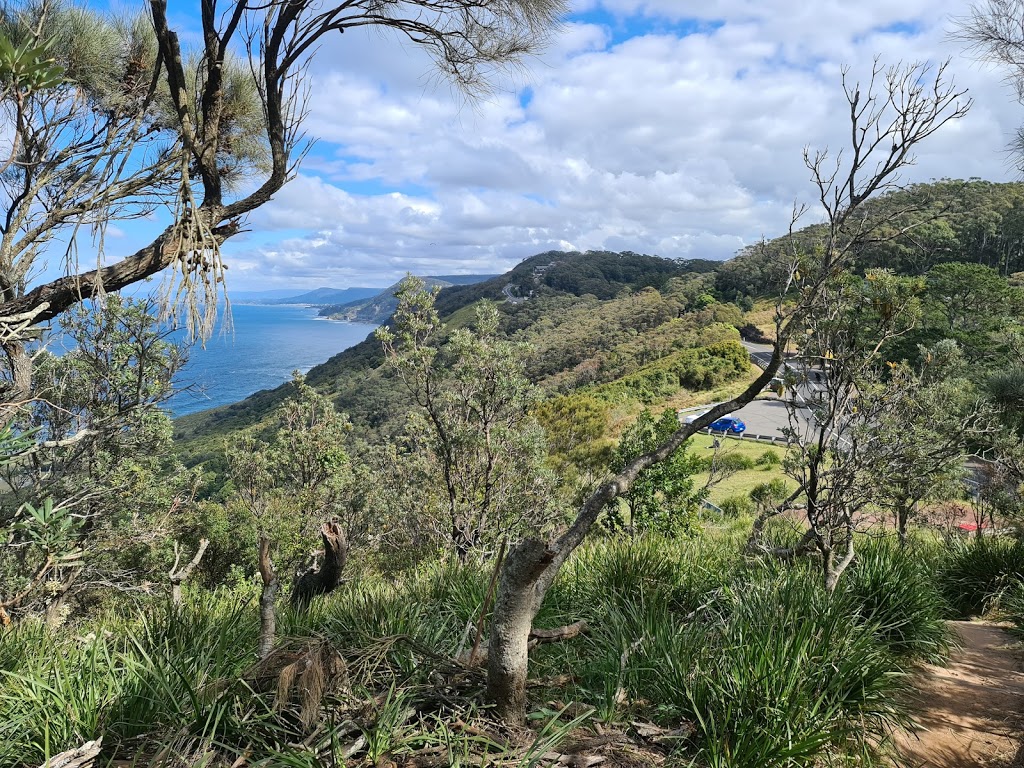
xmin=893 ymin=621 xmax=1024 ymax=768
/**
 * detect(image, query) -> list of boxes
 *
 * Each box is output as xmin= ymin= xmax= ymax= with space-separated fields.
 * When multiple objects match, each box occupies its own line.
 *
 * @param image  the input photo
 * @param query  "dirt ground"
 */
xmin=893 ymin=621 xmax=1024 ymax=768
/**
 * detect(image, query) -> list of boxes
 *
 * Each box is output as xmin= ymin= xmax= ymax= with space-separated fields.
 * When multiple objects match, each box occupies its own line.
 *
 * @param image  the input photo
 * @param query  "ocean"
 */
xmin=167 ymin=304 xmax=378 ymax=417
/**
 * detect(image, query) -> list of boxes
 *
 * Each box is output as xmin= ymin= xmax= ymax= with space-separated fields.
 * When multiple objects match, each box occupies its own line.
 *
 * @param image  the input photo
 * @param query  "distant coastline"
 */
xmin=167 ymin=304 xmax=377 ymax=417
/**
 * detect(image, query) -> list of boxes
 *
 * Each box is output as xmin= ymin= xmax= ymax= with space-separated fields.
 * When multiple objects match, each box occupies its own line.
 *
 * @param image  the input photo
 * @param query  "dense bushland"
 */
xmin=1 ymin=0 xmax=1022 ymax=755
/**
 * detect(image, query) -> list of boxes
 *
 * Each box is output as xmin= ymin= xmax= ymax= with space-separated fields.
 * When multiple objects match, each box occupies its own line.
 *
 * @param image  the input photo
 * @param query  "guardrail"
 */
xmin=701 ymin=499 xmax=724 ymax=515
xmin=704 ymin=428 xmax=789 ymax=445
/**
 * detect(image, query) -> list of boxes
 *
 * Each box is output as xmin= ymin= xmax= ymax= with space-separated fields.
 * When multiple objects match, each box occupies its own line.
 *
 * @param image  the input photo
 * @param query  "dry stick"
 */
xmin=468 ymin=537 xmax=507 ymax=666
xmin=36 ymin=739 xmax=102 ymax=768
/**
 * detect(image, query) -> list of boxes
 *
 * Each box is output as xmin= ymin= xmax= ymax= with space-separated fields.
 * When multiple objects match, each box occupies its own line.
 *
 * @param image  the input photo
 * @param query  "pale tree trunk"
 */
xmin=823 ymin=525 xmax=855 ymax=594
xmin=485 ymin=539 xmax=552 ymax=723
xmin=168 ymin=538 xmax=209 ymax=606
xmin=1 ymin=341 xmax=33 ymax=420
xmin=257 ymin=537 xmax=278 ymax=660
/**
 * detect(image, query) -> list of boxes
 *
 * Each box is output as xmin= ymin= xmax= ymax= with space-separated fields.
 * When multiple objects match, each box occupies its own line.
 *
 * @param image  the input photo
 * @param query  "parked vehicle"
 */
xmin=683 ymin=410 xmax=708 ymax=424
xmin=709 ymin=416 xmax=746 ymax=434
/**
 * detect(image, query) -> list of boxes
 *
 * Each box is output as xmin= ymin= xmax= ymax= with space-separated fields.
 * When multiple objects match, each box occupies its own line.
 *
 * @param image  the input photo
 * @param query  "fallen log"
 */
xmin=38 ymin=740 xmax=102 ymax=768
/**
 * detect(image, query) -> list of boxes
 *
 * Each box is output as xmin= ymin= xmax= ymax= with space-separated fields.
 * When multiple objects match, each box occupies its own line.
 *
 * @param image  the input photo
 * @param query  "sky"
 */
xmin=129 ymin=1 xmax=1024 ymax=290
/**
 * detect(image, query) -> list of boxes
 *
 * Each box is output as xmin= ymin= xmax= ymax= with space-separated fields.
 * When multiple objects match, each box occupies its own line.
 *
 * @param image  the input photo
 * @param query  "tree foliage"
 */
xmin=378 ymin=277 xmax=554 ymax=560
xmin=226 ymin=374 xmax=356 ymax=574
xmin=1 ymin=297 xmax=190 ymax=620
xmin=608 ymin=409 xmax=705 ymax=536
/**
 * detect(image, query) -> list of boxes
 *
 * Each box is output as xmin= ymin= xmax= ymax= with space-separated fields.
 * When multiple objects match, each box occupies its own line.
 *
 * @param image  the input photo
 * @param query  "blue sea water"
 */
xmin=167 ymin=304 xmax=378 ymax=417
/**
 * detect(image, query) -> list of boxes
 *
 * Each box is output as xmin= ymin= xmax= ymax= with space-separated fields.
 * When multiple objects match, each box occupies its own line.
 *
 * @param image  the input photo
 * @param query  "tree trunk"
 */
xmin=257 ymin=536 xmax=278 ymax=660
xmin=290 ymin=522 xmax=348 ymax=609
xmin=897 ymin=504 xmax=909 ymax=548
xmin=169 ymin=538 xmax=209 ymax=607
xmin=821 ymin=545 xmax=834 ymax=590
xmin=1 ymin=341 xmax=32 ymax=418
xmin=485 ymin=538 xmax=553 ymax=726
xmin=824 ymin=526 xmax=855 ymax=593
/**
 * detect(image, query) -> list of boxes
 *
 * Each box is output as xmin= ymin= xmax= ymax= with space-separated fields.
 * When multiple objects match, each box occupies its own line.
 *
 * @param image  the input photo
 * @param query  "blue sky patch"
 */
xmin=568 ymin=6 xmax=724 ymax=48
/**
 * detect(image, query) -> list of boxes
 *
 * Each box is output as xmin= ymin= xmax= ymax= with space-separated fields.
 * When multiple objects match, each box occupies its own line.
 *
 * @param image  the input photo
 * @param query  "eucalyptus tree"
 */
xmin=485 ymin=60 xmax=971 ymax=724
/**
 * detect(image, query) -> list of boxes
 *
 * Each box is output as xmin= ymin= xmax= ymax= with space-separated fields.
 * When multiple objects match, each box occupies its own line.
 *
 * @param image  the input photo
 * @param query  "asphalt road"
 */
xmin=680 ymin=338 xmax=820 ymax=441
xmin=681 ymin=397 xmax=805 ymax=440
xmin=731 ymin=398 xmax=794 ymax=438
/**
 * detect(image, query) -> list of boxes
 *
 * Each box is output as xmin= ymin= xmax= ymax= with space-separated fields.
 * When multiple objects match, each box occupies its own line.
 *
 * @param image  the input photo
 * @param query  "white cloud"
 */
xmin=225 ymin=0 xmax=1024 ymax=289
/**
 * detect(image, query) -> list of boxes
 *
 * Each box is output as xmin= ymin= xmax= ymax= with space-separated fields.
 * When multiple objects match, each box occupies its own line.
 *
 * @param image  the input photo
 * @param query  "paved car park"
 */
xmin=680 ymin=397 xmax=807 ymax=442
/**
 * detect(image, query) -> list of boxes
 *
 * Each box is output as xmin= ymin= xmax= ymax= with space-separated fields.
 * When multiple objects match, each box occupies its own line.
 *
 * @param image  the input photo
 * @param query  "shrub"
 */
xmin=563 ymin=536 xmax=737 ymax=617
xmin=739 ymin=322 xmax=771 ymax=343
xmin=719 ymin=494 xmax=755 ymax=518
xmin=1000 ymin=579 xmax=1024 ymax=639
xmin=0 ymin=594 xmax=261 ymax=766
xmin=935 ymin=536 xmax=1024 ymax=618
xmin=716 ymin=451 xmax=756 ymax=472
xmin=756 ymin=449 xmax=782 ymax=469
xmin=749 ymin=478 xmax=790 ymax=510
xmin=640 ymin=569 xmax=909 ymax=767
xmin=593 ymin=340 xmax=749 ymax=404
xmin=845 ymin=538 xmax=951 ymax=662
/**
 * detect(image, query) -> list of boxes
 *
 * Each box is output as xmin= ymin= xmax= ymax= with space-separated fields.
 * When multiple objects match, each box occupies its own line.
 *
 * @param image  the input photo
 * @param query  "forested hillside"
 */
xmin=173 ymin=251 xmax=751 ymax=471
xmin=717 ymin=179 xmax=1024 ymax=298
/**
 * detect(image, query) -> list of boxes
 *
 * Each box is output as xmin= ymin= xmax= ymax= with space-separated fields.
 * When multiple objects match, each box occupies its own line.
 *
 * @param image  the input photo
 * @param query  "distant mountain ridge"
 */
xmin=318 ymin=274 xmax=499 ymax=325
xmin=239 ymin=286 xmax=382 ymax=306
xmin=229 ymin=288 xmax=309 ymax=302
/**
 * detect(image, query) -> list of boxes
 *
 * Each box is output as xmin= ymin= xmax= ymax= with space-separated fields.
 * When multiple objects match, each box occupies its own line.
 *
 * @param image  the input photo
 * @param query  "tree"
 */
xmin=378 ymin=277 xmax=553 ymax=561
xmin=0 ymin=297 xmax=191 ymax=621
xmin=958 ymin=0 xmax=1024 ymax=173
xmin=741 ymin=270 xmax=923 ymax=589
xmin=607 ymin=408 xmax=704 ymax=536
xmin=747 ymin=281 xmax=995 ymax=584
xmin=925 ymin=262 xmax=1014 ymax=337
xmin=0 ymin=0 xmax=567 ymax=410
xmin=485 ymin=60 xmax=970 ymax=724
xmin=873 ymin=342 xmax=995 ymax=544
xmin=226 ymin=374 xmax=356 ymax=654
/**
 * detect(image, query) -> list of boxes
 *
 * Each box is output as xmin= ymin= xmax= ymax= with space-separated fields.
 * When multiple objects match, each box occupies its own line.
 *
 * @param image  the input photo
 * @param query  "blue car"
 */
xmin=709 ymin=416 xmax=746 ymax=434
